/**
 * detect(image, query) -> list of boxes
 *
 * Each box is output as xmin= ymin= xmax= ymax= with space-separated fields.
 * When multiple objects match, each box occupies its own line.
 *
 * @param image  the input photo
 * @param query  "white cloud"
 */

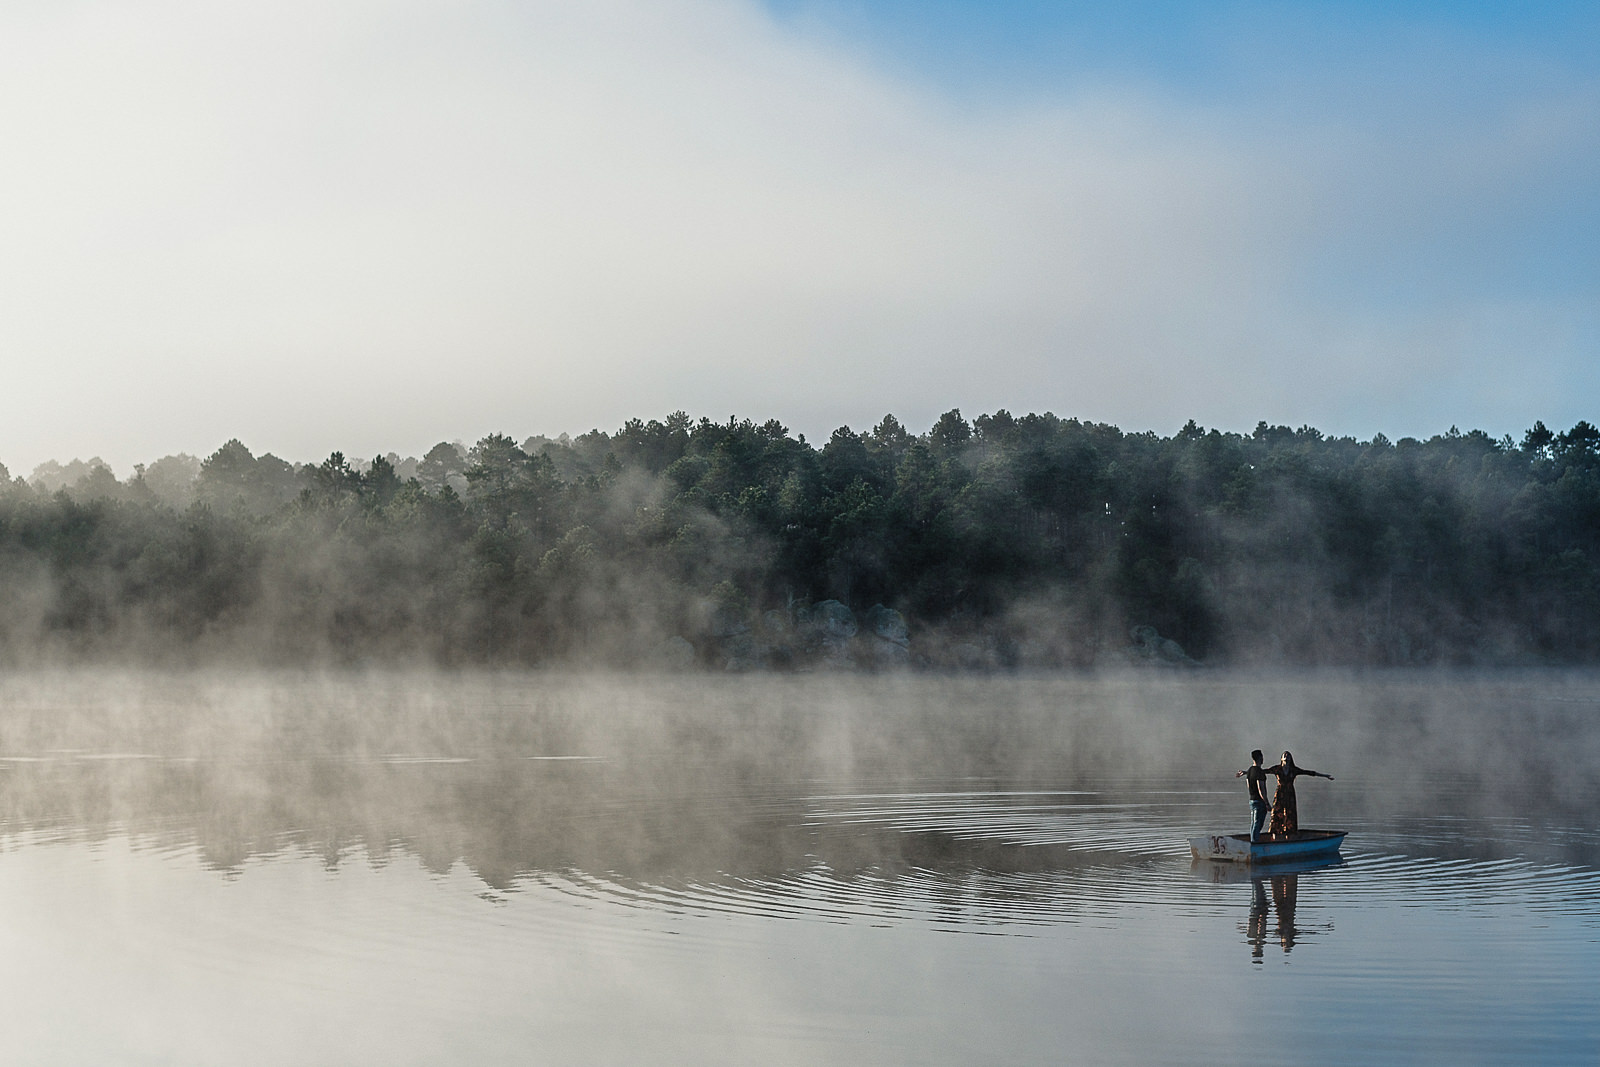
xmin=0 ymin=0 xmax=1594 ymax=472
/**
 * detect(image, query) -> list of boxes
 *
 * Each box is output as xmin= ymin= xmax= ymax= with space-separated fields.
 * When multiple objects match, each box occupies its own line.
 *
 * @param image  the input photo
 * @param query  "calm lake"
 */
xmin=0 ymin=670 xmax=1596 ymax=1065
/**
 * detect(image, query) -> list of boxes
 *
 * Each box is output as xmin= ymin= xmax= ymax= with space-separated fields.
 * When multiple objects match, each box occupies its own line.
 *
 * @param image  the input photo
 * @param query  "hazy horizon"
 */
xmin=0 ymin=408 xmax=1572 ymax=485
xmin=3 ymin=1 xmax=1596 ymax=475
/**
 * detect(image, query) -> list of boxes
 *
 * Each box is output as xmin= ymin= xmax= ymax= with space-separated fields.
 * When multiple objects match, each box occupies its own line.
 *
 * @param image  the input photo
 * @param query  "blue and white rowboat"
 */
xmin=1188 ymin=829 xmax=1347 ymax=864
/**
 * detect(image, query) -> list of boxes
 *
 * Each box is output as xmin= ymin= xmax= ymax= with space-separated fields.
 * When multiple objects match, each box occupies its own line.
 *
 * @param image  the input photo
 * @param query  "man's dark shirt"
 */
xmin=1244 ymin=765 xmax=1270 ymax=805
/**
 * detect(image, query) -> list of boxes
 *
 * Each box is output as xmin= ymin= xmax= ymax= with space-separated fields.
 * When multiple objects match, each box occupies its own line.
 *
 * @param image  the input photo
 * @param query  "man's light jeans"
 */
xmin=1250 ymin=800 xmax=1269 ymax=842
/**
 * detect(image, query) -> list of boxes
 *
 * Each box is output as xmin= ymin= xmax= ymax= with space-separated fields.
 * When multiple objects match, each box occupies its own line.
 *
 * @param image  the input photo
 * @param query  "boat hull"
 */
xmin=1188 ymin=829 xmax=1346 ymax=864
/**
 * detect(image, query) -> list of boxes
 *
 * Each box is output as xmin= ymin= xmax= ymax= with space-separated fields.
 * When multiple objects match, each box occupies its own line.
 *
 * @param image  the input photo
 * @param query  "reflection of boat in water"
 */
xmin=1192 ymin=851 xmax=1344 ymax=883
xmin=1188 ymin=829 xmax=1346 ymax=864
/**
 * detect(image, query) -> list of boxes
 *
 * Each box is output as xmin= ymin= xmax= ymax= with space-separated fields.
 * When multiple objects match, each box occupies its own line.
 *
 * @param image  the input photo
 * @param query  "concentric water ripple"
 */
xmin=10 ymin=768 xmax=1598 ymax=937
xmin=403 ymin=785 xmax=1600 ymax=932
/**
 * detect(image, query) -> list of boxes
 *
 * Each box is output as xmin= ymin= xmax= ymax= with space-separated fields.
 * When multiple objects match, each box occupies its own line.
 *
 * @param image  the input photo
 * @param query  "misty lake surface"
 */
xmin=0 ymin=671 xmax=1596 ymax=1065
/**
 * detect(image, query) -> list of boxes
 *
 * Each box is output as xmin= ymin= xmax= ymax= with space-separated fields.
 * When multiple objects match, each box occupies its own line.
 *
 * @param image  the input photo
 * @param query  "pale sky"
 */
xmin=2 ymin=0 xmax=1595 ymax=475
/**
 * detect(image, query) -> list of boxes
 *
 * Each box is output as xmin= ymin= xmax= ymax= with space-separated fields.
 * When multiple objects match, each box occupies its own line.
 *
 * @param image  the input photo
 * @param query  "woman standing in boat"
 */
xmin=1264 ymin=751 xmax=1333 ymax=836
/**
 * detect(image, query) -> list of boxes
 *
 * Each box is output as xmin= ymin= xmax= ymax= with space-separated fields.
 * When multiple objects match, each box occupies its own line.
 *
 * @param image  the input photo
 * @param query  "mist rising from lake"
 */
xmin=1 ymin=669 xmax=1596 ymax=1064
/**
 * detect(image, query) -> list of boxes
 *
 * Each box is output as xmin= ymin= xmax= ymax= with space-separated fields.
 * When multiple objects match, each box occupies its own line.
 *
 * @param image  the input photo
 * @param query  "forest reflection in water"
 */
xmin=0 ymin=752 xmax=1220 ymax=922
xmin=0 ymin=669 xmax=1596 ymax=1065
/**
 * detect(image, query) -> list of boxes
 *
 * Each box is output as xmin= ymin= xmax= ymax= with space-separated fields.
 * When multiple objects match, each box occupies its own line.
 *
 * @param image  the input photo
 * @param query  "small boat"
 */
xmin=1188 ymin=829 xmax=1347 ymax=864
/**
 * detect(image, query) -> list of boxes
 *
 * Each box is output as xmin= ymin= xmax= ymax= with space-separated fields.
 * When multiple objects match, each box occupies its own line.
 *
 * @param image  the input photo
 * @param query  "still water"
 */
xmin=0 ymin=670 xmax=1595 ymax=1065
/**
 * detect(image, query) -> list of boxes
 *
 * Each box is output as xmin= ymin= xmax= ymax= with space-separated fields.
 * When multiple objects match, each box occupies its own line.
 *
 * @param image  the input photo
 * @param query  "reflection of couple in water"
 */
xmin=1236 ymin=749 xmax=1334 ymax=842
xmin=1248 ymin=874 xmax=1300 ymax=957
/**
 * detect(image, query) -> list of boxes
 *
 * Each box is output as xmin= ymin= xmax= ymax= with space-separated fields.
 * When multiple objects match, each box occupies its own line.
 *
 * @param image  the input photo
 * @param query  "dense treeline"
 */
xmin=1 ymin=412 xmax=1597 ymax=667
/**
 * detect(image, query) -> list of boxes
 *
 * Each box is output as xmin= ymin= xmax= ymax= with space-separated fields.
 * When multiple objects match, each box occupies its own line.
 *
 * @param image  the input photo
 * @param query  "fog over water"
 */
xmin=3 ymin=668 xmax=1598 ymax=875
xmin=0 ymin=669 xmax=1596 ymax=1064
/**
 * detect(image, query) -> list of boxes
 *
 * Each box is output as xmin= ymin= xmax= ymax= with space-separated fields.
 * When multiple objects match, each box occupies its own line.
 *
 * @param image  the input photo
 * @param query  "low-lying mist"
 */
xmin=2 ymin=669 xmax=1595 ymax=882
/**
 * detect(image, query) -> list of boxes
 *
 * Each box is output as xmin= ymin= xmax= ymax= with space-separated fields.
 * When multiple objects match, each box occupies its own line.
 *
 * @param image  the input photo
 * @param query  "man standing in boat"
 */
xmin=1236 ymin=749 xmax=1271 ymax=842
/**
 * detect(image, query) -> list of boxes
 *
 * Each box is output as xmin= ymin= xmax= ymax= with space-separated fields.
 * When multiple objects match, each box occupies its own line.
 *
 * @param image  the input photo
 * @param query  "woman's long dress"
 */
xmin=1267 ymin=772 xmax=1299 ymax=835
